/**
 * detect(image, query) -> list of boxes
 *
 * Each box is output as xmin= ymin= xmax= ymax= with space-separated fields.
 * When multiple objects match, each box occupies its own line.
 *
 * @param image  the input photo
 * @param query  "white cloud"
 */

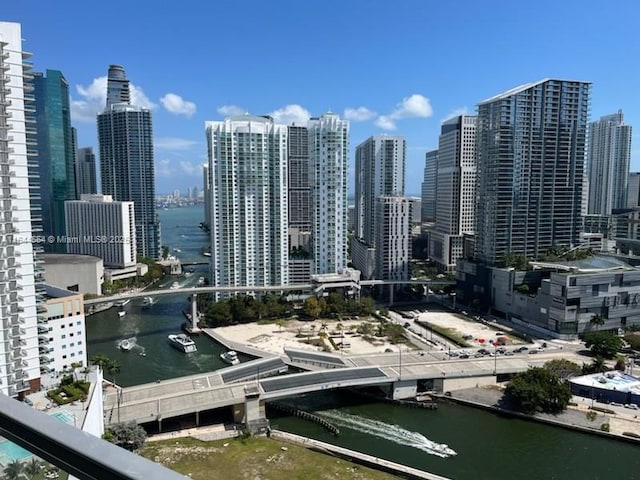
xmin=156 ymin=159 xmax=173 ymax=178
xmin=217 ymin=104 xmax=245 ymax=116
xmin=268 ymin=104 xmax=311 ymax=125
xmin=441 ymin=106 xmax=471 ymax=122
xmin=160 ymin=93 xmax=196 ymax=117
xmin=179 ymin=161 xmax=200 ymax=176
xmin=375 ymin=115 xmax=397 ymax=131
xmin=389 ymin=94 xmax=433 ymax=120
xmin=343 ymin=106 xmax=377 ymax=122
xmin=155 ymin=137 xmax=201 ymax=151
xmin=71 ymin=75 xmax=156 ymax=123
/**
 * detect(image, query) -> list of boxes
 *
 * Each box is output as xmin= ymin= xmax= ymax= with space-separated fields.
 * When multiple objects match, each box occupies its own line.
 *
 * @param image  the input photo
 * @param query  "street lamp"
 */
xmin=493 ymin=344 xmax=498 ymax=375
xmin=451 ymin=292 xmax=457 ymax=311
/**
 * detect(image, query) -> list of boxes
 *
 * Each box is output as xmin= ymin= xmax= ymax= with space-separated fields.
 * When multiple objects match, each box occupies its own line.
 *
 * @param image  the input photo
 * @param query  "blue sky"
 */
xmin=4 ymin=0 xmax=640 ymax=195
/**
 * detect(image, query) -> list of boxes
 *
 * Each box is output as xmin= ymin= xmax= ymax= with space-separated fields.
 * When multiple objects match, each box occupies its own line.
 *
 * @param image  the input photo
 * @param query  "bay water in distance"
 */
xmin=87 ymin=204 xmax=640 ymax=480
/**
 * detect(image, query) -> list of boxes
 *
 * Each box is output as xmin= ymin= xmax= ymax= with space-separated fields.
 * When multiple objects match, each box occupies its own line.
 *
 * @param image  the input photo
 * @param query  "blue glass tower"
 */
xmin=33 ymin=70 xmax=76 ymax=252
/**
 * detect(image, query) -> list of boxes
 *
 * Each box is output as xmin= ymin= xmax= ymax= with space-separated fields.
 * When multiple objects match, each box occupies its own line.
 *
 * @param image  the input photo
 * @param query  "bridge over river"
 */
xmin=103 ymin=345 xmax=546 ymax=431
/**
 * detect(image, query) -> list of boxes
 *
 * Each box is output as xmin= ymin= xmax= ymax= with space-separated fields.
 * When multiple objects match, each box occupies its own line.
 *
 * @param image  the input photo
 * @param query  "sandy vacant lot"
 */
xmin=416 ymin=309 xmax=524 ymax=347
xmin=215 ymin=318 xmax=400 ymax=356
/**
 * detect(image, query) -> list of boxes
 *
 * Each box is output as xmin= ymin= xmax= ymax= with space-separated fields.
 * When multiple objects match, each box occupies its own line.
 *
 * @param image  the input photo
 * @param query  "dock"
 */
xmin=272 ymin=430 xmax=450 ymax=480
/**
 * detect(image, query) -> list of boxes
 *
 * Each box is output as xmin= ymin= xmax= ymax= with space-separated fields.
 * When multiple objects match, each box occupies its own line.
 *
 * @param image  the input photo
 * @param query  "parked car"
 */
xmin=459 ymin=354 xmax=470 ymax=359
xmin=528 ymin=349 xmax=538 ymax=354
xmin=625 ymin=404 xmax=639 ymax=410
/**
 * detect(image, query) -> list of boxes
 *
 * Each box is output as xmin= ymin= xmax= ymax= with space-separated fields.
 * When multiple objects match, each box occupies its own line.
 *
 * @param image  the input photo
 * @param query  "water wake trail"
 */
xmin=318 ymin=410 xmax=457 ymax=458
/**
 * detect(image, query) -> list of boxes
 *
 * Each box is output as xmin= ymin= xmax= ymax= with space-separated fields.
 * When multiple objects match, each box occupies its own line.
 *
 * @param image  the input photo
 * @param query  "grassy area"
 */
xmin=139 ymin=436 xmax=400 ymax=480
xmin=418 ymin=321 xmax=471 ymax=347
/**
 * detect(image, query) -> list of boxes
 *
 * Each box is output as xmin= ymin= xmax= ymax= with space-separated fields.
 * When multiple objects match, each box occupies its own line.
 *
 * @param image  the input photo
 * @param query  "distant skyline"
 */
xmin=4 ymin=0 xmax=640 ymax=194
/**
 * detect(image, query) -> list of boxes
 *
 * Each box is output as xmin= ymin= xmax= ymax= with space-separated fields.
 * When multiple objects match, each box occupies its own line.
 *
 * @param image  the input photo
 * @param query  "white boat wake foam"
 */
xmin=318 ymin=410 xmax=457 ymax=458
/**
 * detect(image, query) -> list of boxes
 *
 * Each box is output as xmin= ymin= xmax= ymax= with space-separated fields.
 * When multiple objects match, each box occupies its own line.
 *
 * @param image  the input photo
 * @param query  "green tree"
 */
xmin=584 ymin=332 xmax=623 ymax=359
xmin=505 ymin=367 xmax=572 ymax=414
xmin=303 ymin=297 xmax=323 ymax=319
xmin=90 ymin=353 xmax=110 ymax=370
xmin=3 ymin=459 xmax=25 ymax=480
xmin=106 ymin=359 xmax=121 ymax=385
xmin=624 ymin=333 xmax=640 ymax=351
xmin=23 ymin=458 xmax=42 ymax=479
xmin=590 ymin=313 xmax=604 ymax=327
xmin=582 ymin=356 xmax=608 ymax=375
xmin=543 ymin=359 xmax=581 ymax=382
xmin=105 ymin=421 xmax=147 ymax=451
xmin=161 ymin=245 xmax=169 ymax=259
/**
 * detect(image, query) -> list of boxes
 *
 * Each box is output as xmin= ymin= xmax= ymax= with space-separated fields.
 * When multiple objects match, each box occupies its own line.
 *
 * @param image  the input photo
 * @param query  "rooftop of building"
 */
xmin=44 ymin=284 xmax=79 ymax=299
xmin=478 ymin=78 xmax=592 ymax=105
xmin=530 ymin=255 xmax=634 ymax=274
xmin=42 ymin=253 xmax=102 ymax=265
xmin=570 ymin=371 xmax=640 ymax=395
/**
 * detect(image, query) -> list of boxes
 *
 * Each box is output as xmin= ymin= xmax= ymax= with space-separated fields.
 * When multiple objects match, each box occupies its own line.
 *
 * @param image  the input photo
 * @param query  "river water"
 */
xmin=85 ymin=205 xmax=640 ymax=480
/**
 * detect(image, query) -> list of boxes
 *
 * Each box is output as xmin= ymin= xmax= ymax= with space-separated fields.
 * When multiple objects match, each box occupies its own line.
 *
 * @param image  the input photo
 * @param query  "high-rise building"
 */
xmin=75 ymin=147 xmax=97 ymax=196
xmin=33 ymin=69 xmax=76 ymax=252
xmin=351 ymin=135 xmax=405 ymax=278
xmin=202 ymin=163 xmax=210 ymax=230
xmin=628 ymin=172 xmax=640 ymax=209
xmin=98 ymin=65 xmax=160 ymax=259
xmin=429 ymin=115 xmax=477 ymax=272
xmin=421 ymin=149 xmax=438 ymax=224
xmin=287 ymin=125 xmax=313 ymax=284
xmin=587 ymin=111 xmax=632 ymax=215
xmin=65 ymin=195 xmax=136 ymax=268
xmin=354 ymin=135 xmax=406 ymax=244
xmin=375 ymin=196 xmax=410 ymax=281
xmin=474 ymin=79 xmax=590 ymax=266
xmin=205 ymin=115 xmax=289 ymax=294
xmin=308 ymin=113 xmax=349 ymax=275
xmin=0 ymin=21 xmax=41 ymax=396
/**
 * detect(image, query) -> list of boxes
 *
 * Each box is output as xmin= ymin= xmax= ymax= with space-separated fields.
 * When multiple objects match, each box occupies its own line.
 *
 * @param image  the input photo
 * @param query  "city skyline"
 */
xmin=3 ymin=0 xmax=640 ymax=195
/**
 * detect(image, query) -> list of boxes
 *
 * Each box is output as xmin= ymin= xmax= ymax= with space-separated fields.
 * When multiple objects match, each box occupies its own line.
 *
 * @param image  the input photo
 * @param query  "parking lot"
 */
xmin=414 ymin=308 xmax=526 ymax=348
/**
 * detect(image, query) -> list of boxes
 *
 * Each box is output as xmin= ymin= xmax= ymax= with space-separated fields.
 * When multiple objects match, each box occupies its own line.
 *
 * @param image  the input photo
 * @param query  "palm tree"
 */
xmin=90 ymin=353 xmax=110 ymax=371
xmin=3 ymin=459 xmax=25 ymax=480
xmin=23 ymin=458 xmax=42 ymax=479
xmin=590 ymin=313 xmax=605 ymax=329
xmin=106 ymin=359 xmax=121 ymax=386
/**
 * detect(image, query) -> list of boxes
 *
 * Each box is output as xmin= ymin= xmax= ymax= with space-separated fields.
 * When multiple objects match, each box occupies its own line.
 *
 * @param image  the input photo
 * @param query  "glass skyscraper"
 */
xmin=33 ymin=70 xmax=76 ymax=252
xmin=98 ymin=65 xmax=160 ymax=259
xmin=475 ymin=79 xmax=591 ymax=266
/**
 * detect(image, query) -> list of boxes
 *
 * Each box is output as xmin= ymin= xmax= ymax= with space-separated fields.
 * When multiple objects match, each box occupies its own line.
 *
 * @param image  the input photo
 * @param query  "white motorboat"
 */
xmin=141 ymin=296 xmax=154 ymax=308
xmin=170 ymin=281 xmax=180 ymax=290
xmin=118 ymin=310 xmax=126 ymax=318
xmin=220 ymin=350 xmax=240 ymax=365
xmin=119 ymin=339 xmax=134 ymax=351
xmin=167 ymin=334 xmax=197 ymax=353
xmin=115 ymin=299 xmax=131 ymax=307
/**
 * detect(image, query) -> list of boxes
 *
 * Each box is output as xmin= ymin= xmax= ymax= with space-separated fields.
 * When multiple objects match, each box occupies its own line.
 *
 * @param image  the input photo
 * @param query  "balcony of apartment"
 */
xmin=37 ymin=325 xmax=49 ymax=335
xmin=39 ymin=354 xmax=53 ymax=365
xmin=38 ymin=335 xmax=49 ymax=344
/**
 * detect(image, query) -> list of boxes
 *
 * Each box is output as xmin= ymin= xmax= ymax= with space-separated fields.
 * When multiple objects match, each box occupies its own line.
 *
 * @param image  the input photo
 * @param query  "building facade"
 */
xmin=628 ymin=172 xmax=640 ymax=209
xmin=0 ymin=22 xmax=41 ymax=396
xmin=39 ymin=286 xmax=87 ymax=388
xmin=429 ymin=115 xmax=477 ymax=272
xmin=375 ymin=196 xmax=410 ymax=281
xmin=421 ymin=149 xmax=438 ymax=225
xmin=97 ymin=65 xmax=160 ymax=259
xmin=308 ymin=113 xmax=349 ymax=275
xmin=42 ymin=254 xmax=104 ymax=296
xmin=33 ymin=69 xmax=76 ymax=252
xmin=75 ymin=147 xmax=97 ymax=197
xmin=475 ymin=79 xmax=590 ymax=266
xmin=202 ymin=163 xmax=210 ymax=230
xmin=65 ymin=194 xmax=136 ymax=268
xmin=587 ymin=111 xmax=632 ymax=215
xmin=206 ymin=115 xmax=289 ymax=294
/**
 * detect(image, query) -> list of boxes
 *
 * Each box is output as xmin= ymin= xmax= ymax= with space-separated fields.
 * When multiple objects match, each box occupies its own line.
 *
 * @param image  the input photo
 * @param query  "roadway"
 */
xmin=84 ymin=279 xmax=455 ymax=306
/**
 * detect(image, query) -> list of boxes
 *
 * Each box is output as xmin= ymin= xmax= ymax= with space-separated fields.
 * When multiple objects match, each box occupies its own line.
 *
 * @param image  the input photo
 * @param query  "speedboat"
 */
xmin=141 ymin=297 xmax=154 ymax=308
xmin=118 ymin=311 xmax=126 ymax=318
xmin=167 ymin=334 xmax=197 ymax=353
xmin=433 ymin=444 xmax=457 ymax=456
xmin=170 ymin=282 xmax=180 ymax=290
xmin=119 ymin=339 xmax=133 ymax=351
xmin=220 ymin=350 xmax=240 ymax=365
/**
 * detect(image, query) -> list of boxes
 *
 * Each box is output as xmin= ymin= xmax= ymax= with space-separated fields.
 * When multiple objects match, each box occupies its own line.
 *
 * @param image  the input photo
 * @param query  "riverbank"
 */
xmin=140 ymin=435 xmax=403 ymax=480
xmin=440 ymin=385 xmax=640 ymax=444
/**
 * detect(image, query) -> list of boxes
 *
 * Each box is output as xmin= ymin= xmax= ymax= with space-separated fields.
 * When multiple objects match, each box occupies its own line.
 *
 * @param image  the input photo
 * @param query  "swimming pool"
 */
xmin=0 ymin=440 xmax=32 ymax=466
xmin=0 ymin=410 xmax=76 ymax=466
xmin=50 ymin=410 xmax=75 ymax=425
